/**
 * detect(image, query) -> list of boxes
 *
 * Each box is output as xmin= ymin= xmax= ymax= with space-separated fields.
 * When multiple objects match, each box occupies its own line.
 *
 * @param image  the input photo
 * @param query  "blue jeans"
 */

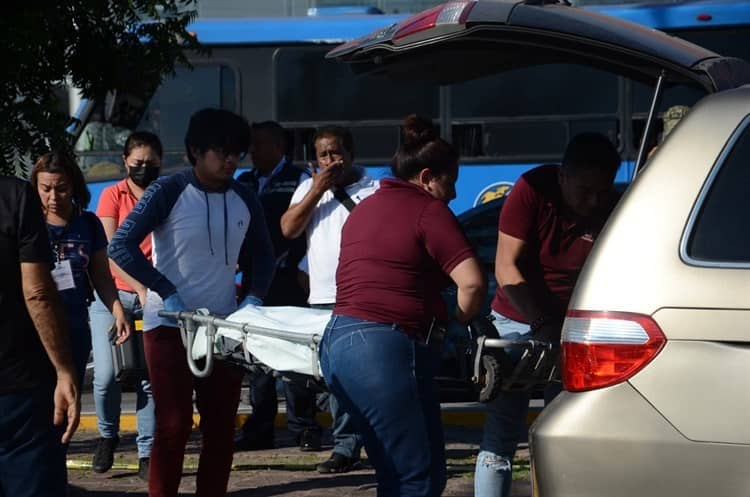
xmin=90 ymin=291 xmax=154 ymax=458
xmin=320 ymin=315 xmax=446 ymax=497
xmin=310 ymin=304 xmax=362 ymax=459
xmin=474 ymin=312 xmax=562 ymax=497
xmin=0 ymin=385 xmax=67 ymax=496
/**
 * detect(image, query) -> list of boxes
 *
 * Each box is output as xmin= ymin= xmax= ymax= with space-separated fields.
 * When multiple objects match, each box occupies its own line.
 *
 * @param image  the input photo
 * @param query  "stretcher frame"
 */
xmin=158 ymin=309 xmax=560 ymax=402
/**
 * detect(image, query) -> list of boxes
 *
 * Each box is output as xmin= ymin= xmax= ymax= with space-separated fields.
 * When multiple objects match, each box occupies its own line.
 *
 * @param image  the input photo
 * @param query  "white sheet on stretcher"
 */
xmin=192 ymin=305 xmax=332 ymax=376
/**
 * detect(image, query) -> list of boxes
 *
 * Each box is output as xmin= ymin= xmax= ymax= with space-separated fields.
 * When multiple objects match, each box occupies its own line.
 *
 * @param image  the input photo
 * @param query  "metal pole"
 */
xmin=633 ymin=70 xmax=666 ymax=178
xmin=160 ymin=311 xmax=321 ymax=345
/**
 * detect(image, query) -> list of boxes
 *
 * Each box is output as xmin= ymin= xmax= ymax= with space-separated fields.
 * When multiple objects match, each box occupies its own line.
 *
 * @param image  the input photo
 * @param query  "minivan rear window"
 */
xmin=687 ymin=120 xmax=750 ymax=263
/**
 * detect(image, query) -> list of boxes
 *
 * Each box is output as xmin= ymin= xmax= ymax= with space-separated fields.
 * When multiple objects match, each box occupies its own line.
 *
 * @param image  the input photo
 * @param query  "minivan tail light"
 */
xmin=562 ymin=311 xmax=666 ymax=392
xmin=393 ymin=1 xmax=476 ymax=41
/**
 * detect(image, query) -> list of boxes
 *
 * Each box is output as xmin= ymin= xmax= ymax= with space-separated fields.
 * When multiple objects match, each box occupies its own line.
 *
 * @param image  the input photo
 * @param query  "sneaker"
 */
xmin=91 ymin=436 xmax=119 ymax=473
xmin=316 ymin=453 xmax=362 ymax=474
xmin=298 ymin=428 xmax=322 ymax=452
xmin=137 ymin=458 xmax=149 ymax=481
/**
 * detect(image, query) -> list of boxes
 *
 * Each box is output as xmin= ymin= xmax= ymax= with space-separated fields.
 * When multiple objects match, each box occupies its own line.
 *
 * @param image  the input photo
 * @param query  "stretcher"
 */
xmin=158 ymin=306 xmax=560 ymax=403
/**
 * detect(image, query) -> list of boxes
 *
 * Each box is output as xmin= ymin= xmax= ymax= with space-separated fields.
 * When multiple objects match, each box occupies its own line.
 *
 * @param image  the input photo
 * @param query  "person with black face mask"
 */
xmin=128 ymin=162 xmax=161 ymax=188
xmin=88 ymin=131 xmax=163 ymax=481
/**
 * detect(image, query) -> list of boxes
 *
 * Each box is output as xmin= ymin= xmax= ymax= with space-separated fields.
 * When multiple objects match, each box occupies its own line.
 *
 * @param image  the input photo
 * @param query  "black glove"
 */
xmin=533 ymin=322 xmax=562 ymax=345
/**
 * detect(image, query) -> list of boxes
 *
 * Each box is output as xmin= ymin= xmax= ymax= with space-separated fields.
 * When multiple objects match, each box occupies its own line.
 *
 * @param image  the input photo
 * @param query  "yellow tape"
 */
xmin=135 ymin=320 xmax=143 ymax=331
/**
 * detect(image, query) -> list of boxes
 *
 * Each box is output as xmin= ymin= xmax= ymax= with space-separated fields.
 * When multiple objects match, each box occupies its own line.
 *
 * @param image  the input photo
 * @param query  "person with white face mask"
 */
xmin=88 ymin=132 xmax=163 ymax=480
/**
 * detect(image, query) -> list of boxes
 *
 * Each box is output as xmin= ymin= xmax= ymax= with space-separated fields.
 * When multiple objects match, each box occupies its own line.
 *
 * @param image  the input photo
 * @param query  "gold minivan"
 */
xmin=329 ymin=1 xmax=750 ymax=495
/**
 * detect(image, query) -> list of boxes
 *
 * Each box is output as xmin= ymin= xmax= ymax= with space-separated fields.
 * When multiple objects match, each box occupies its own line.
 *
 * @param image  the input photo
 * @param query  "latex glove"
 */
xmin=163 ymin=292 xmax=187 ymax=325
xmin=533 ymin=322 xmax=562 ymax=346
xmin=239 ymin=294 xmax=263 ymax=308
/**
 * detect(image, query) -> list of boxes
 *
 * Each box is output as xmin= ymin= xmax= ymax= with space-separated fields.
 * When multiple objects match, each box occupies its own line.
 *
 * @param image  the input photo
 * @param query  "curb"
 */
xmin=76 ymin=408 xmax=541 ymax=432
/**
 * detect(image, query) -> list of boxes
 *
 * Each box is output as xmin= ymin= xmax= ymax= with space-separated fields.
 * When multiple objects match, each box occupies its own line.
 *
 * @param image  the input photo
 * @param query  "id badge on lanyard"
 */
xmin=51 ymin=259 xmax=76 ymax=291
xmin=49 ymin=224 xmax=78 ymax=292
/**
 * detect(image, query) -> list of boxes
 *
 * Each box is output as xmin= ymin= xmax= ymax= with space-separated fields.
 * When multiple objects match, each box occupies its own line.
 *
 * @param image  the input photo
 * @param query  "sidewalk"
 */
xmin=77 ymin=382 xmax=542 ymax=432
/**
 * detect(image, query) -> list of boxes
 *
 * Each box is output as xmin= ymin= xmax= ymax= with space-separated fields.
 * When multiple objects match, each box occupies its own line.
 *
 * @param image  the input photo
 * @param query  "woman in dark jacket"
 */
xmin=320 ymin=115 xmax=486 ymax=497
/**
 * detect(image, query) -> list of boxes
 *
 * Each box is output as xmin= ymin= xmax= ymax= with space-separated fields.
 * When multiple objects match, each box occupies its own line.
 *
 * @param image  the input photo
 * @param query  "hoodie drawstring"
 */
xmin=223 ymin=193 xmax=229 ymax=265
xmin=204 ymin=191 xmax=230 ymax=266
xmin=204 ymin=191 xmax=215 ymax=256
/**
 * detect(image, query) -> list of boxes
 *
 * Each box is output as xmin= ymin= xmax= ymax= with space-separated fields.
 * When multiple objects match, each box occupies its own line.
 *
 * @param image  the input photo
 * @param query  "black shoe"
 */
xmin=234 ymin=433 xmax=275 ymax=451
xmin=137 ymin=458 xmax=149 ymax=481
xmin=91 ymin=436 xmax=119 ymax=473
xmin=316 ymin=453 xmax=362 ymax=474
xmin=298 ymin=429 xmax=322 ymax=452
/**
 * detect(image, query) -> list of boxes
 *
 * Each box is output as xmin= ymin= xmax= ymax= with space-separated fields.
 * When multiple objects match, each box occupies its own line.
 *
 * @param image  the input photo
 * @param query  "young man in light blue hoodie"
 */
xmin=109 ymin=108 xmax=274 ymax=497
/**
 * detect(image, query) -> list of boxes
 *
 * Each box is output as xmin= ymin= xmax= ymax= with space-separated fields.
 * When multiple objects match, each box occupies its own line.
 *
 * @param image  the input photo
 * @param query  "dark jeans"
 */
xmin=144 ymin=326 xmax=244 ymax=497
xmin=0 ymin=384 xmax=67 ymax=497
xmin=320 ymin=314 xmax=446 ymax=497
xmin=242 ymin=372 xmax=320 ymax=438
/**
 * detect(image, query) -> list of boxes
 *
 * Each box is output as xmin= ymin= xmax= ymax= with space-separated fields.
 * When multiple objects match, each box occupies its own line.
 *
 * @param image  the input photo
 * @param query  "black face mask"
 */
xmin=128 ymin=166 xmax=160 ymax=188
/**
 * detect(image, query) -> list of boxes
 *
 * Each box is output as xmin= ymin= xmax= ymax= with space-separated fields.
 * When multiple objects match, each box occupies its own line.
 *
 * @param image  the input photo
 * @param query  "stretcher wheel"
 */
xmin=478 ymin=354 xmax=502 ymax=403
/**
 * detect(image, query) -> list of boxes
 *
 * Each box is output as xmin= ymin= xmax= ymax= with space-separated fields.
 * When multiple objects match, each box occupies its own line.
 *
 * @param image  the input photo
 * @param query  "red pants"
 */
xmin=143 ymin=326 xmax=244 ymax=497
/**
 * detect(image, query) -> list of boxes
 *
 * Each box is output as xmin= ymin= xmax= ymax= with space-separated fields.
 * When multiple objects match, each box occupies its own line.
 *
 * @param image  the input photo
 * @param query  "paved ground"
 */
xmin=67 ymin=426 xmax=532 ymax=496
xmin=71 ymin=372 xmax=536 ymax=496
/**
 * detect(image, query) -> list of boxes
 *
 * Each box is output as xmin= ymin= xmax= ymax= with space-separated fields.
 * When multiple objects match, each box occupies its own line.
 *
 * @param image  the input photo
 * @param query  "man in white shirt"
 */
xmin=281 ymin=125 xmax=378 ymax=473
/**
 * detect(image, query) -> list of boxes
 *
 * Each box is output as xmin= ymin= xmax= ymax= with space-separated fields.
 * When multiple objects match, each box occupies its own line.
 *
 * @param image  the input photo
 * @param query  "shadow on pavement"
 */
xmin=227 ymin=474 xmax=377 ymax=496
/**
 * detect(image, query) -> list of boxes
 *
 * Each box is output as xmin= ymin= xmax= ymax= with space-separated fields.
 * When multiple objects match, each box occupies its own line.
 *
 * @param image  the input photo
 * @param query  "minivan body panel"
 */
xmin=530 ymin=383 xmax=750 ymax=497
xmin=629 ymin=339 xmax=750 ymax=444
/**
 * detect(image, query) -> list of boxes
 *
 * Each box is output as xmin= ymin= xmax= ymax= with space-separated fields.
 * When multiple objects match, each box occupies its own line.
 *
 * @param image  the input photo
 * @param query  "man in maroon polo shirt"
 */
xmin=474 ymin=132 xmax=621 ymax=497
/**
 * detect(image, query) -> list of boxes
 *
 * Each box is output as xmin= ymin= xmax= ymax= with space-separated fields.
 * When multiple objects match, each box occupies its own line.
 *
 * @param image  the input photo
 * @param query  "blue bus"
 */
xmin=70 ymin=0 xmax=750 ymax=214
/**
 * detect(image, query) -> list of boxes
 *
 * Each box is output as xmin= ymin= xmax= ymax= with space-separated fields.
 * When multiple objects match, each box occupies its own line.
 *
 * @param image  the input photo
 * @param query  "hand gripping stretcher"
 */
xmin=158 ymin=306 xmax=560 ymax=403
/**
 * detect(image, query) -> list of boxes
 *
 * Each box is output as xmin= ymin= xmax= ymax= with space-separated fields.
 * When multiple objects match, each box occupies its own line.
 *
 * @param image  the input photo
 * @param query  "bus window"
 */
xmin=140 ymin=65 xmax=237 ymax=152
xmin=450 ymin=64 xmax=620 ymax=160
xmin=274 ymin=47 xmax=439 ymax=122
xmin=286 ymin=124 xmax=407 ymax=164
xmin=77 ymin=63 xmax=238 ymax=181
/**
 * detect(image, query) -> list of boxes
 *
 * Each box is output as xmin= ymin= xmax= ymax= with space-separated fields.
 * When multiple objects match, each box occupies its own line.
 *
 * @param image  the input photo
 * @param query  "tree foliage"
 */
xmin=0 ymin=1 xmax=201 ymax=176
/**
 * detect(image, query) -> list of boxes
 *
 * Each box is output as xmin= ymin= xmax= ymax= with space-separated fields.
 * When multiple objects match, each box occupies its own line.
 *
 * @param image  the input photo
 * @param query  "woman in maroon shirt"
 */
xmin=320 ymin=116 xmax=486 ymax=497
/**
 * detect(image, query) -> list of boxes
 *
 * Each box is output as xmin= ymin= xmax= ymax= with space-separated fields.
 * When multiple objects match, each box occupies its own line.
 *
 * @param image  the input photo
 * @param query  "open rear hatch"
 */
xmin=328 ymin=0 xmax=749 ymax=91
xmin=327 ymin=0 xmax=750 ymax=171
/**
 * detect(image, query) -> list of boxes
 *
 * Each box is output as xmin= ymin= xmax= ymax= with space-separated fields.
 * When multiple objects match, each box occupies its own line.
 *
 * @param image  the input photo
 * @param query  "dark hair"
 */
xmin=251 ymin=121 xmax=286 ymax=147
xmin=123 ymin=131 xmax=163 ymax=159
xmin=184 ymin=108 xmax=250 ymax=165
xmin=31 ymin=152 xmax=91 ymax=213
xmin=562 ymin=132 xmax=621 ymax=175
xmin=391 ymin=114 xmax=458 ymax=181
xmin=313 ymin=126 xmax=354 ymax=156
